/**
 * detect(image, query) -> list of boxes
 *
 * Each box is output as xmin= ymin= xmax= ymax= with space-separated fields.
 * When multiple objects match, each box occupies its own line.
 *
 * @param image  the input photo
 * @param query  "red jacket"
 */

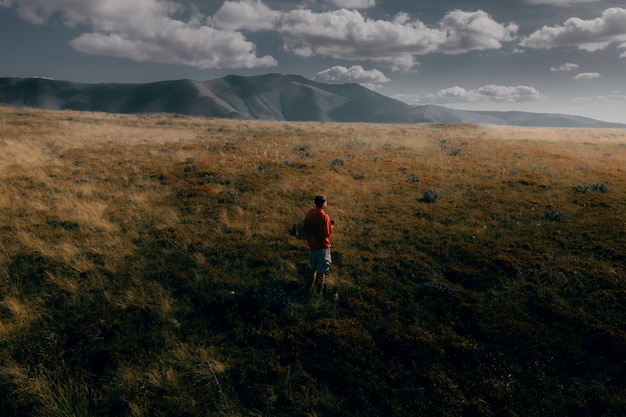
xmin=303 ymin=208 xmax=332 ymax=250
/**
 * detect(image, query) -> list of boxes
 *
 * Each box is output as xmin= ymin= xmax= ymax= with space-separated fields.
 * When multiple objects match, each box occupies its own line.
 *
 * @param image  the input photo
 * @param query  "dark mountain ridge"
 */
xmin=1 ymin=74 xmax=623 ymax=128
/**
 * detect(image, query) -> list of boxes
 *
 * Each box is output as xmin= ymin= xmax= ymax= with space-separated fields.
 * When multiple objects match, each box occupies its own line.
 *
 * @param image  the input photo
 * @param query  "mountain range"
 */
xmin=1 ymin=74 xmax=624 ymax=128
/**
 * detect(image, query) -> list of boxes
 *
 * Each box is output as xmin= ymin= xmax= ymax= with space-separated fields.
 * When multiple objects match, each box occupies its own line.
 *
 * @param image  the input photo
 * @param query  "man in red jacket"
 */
xmin=303 ymin=195 xmax=333 ymax=293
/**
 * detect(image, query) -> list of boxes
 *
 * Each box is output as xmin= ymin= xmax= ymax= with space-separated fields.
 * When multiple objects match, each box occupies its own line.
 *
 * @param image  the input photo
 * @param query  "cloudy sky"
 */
xmin=1 ymin=0 xmax=625 ymax=123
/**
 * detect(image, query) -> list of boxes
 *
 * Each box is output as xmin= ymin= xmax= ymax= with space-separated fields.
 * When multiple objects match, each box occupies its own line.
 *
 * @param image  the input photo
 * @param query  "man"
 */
xmin=303 ymin=195 xmax=333 ymax=294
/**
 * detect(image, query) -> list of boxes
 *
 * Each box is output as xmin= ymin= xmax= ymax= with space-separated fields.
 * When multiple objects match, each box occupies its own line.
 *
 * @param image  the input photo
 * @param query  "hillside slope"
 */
xmin=0 ymin=105 xmax=625 ymax=417
xmin=1 ymin=75 xmax=624 ymax=128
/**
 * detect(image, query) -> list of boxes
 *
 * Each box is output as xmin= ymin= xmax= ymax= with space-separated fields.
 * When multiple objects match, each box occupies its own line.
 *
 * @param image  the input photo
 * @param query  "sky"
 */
xmin=1 ymin=0 xmax=625 ymax=123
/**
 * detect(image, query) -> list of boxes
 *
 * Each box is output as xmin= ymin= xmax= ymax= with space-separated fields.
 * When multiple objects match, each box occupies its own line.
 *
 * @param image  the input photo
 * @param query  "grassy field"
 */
xmin=0 ymin=103 xmax=624 ymax=417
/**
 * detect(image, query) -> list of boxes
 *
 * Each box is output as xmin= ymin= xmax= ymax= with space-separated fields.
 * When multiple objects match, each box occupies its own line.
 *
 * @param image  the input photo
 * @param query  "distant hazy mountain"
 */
xmin=1 ymin=74 xmax=624 ymax=128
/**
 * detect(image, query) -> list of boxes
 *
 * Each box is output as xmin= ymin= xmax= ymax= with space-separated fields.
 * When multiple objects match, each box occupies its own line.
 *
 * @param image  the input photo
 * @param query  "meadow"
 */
xmin=0 ymin=103 xmax=624 ymax=417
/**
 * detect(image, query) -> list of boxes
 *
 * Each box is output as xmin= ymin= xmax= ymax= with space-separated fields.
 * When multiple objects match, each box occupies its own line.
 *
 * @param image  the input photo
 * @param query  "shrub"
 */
xmin=575 ymin=183 xmax=608 ymax=193
xmin=544 ymin=209 xmax=563 ymax=221
xmin=331 ymin=158 xmax=345 ymax=167
xmin=420 ymin=191 xmax=438 ymax=203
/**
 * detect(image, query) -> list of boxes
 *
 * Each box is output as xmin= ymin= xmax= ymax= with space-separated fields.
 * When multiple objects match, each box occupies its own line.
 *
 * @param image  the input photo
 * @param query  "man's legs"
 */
xmin=309 ymin=269 xmax=319 ymax=292
xmin=309 ymin=249 xmax=331 ymax=294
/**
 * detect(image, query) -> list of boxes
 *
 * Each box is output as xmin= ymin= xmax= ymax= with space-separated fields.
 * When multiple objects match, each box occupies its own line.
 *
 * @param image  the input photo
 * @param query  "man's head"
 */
xmin=314 ymin=195 xmax=327 ymax=209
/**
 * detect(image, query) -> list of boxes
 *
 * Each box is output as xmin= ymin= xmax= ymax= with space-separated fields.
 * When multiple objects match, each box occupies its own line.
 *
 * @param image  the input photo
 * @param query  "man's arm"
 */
xmin=324 ymin=215 xmax=333 ymax=238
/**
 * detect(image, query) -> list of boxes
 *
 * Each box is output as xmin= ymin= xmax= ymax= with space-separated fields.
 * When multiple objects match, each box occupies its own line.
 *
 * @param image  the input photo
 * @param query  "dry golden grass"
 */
xmin=0 ymin=103 xmax=624 ymax=417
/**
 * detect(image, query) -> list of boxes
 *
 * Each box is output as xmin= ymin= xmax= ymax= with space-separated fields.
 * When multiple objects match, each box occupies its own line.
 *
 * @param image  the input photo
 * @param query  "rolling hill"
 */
xmin=1 ymin=74 xmax=624 ymax=128
xmin=1 ymin=105 xmax=624 ymax=416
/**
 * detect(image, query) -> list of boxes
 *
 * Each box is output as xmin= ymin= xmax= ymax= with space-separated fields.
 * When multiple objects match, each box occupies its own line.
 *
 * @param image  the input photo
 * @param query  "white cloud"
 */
xmin=551 ymin=62 xmax=579 ymax=71
xmin=520 ymin=8 xmax=626 ymax=52
xmin=438 ymin=10 xmax=518 ymax=54
xmin=4 ymin=1 xmax=520 ymax=72
xmin=434 ymin=86 xmax=472 ymax=101
xmin=71 ymin=27 xmax=277 ymax=69
xmin=574 ymin=91 xmax=626 ymax=102
xmin=328 ymin=0 xmax=375 ymax=9
xmin=12 ymin=0 xmax=183 ymax=27
xmin=393 ymin=93 xmax=421 ymax=105
xmin=278 ymin=8 xmax=517 ymax=71
xmin=426 ymin=85 xmax=543 ymax=104
xmin=213 ymin=0 xmax=281 ymax=31
xmin=315 ymin=65 xmax=390 ymax=85
xmin=573 ymin=72 xmax=601 ymax=79
xmin=6 ymin=0 xmax=277 ymax=69
xmin=279 ymin=9 xmax=437 ymax=70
